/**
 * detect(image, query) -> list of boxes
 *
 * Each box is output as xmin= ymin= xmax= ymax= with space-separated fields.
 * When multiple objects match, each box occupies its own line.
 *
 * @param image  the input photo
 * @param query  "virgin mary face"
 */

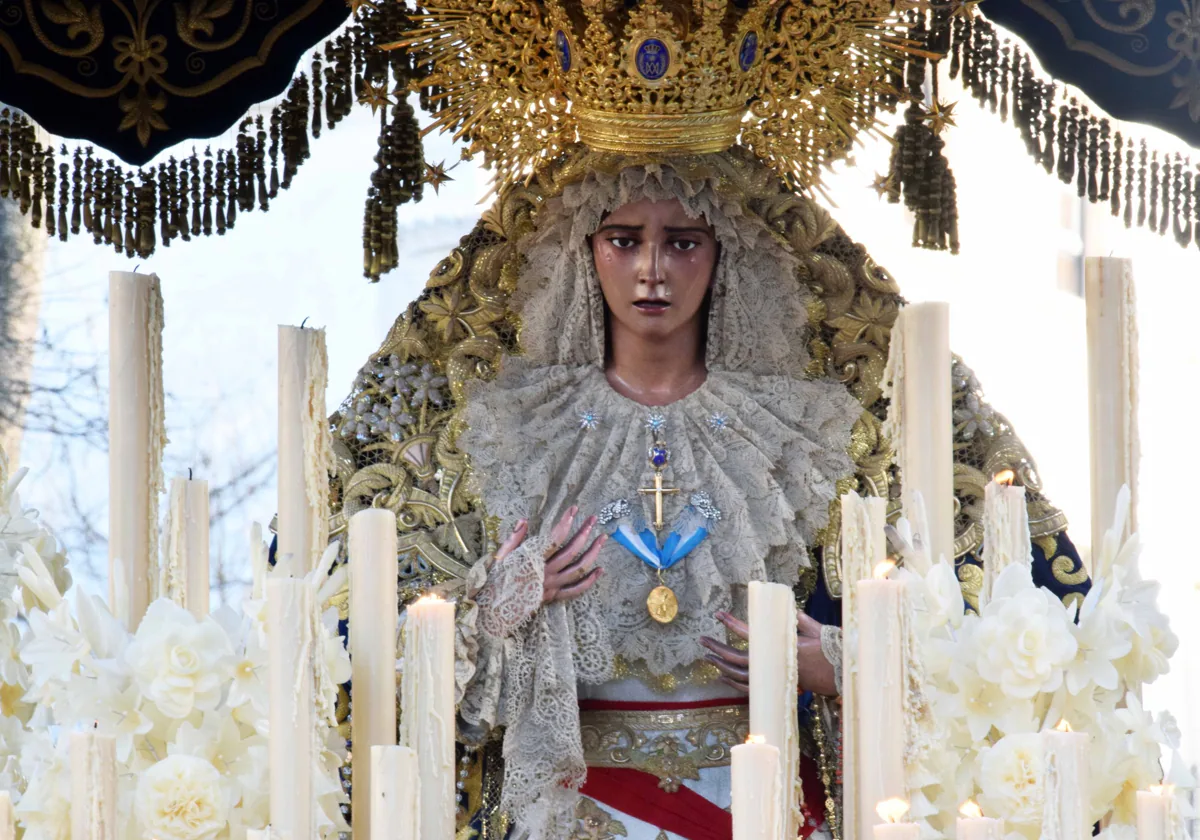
xmin=590 ymin=198 xmax=718 ymax=347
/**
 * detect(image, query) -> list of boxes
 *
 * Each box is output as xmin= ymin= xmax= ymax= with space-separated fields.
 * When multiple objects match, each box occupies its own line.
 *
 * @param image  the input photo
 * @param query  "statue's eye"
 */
xmin=672 ymin=239 xmax=700 ymax=252
xmin=609 ymin=236 xmax=637 ymax=249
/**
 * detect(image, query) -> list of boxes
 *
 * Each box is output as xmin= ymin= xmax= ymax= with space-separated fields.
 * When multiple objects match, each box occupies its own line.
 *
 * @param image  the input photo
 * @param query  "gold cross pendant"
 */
xmin=638 ymin=471 xmax=679 ymax=531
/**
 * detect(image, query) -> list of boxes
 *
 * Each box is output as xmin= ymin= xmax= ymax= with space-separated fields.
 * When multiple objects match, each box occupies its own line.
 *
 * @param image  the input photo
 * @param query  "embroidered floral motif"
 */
xmin=570 ymin=798 xmax=628 ymax=839
xmin=579 ymin=410 xmax=601 ymax=430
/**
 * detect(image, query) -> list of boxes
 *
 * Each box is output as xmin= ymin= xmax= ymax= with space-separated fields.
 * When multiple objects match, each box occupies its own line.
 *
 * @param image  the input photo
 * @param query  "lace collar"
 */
xmin=461 ymin=358 xmax=859 ymax=676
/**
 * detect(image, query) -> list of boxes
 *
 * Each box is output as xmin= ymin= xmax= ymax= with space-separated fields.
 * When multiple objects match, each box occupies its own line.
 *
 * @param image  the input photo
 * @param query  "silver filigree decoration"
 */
xmin=645 ymin=410 xmax=667 ymax=433
xmin=579 ymin=410 xmax=601 ymax=431
xmin=597 ymin=499 xmax=632 ymax=525
xmin=689 ymin=491 xmax=722 ymax=521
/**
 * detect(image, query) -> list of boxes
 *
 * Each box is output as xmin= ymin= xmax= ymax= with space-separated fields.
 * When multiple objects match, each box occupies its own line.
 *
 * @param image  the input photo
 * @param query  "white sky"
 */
xmin=15 ymin=65 xmax=1200 ymax=766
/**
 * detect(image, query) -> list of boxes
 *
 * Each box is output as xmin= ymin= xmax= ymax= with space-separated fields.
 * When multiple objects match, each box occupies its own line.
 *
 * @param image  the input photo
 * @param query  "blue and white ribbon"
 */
xmin=603 ymin=492 xmax=721 ymax=574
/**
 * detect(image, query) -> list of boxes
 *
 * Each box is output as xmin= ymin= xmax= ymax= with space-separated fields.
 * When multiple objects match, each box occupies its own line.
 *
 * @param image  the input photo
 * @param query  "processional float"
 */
xmin=0 ymin=0 xmax=1195 ymax=839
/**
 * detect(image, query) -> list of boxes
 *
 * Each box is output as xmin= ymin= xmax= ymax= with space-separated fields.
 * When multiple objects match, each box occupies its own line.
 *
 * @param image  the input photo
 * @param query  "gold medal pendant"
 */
xmin=647 ymin=583 xmax=679 ymax=624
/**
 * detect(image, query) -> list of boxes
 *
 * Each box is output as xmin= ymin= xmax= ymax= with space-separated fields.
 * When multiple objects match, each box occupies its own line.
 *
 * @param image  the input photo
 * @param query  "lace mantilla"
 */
xmin=453 ymin=161 xmax=861 ymax=839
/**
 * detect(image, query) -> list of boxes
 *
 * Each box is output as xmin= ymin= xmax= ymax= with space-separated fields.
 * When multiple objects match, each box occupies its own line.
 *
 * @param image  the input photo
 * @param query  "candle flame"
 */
xmin=876 ymin=799 xmax=909 ymax=824
xmin=959 ymin=800 xmax=984 ymax=819
xmin=1150 ymin=784 xmax=1175 ymax=797
xmin=415 ymin=593 xmax=446 ymax=604
xmin=746 ymin=734 xmax=766 ymax=745
xmin=993 ymin=469 xmax=1015 ymax=486
xmin=1054 ymin=719 xmax=1072 ymax=733
xmin=873 ymin=560 xmax=896 ymax=579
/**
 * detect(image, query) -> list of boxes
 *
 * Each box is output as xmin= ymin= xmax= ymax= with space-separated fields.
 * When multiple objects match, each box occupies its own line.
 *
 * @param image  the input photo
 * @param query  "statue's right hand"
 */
xmin=492 ymin=508 xmax=606 ymax=606
xmin=541 ymin=506 xmax=606 ymax=603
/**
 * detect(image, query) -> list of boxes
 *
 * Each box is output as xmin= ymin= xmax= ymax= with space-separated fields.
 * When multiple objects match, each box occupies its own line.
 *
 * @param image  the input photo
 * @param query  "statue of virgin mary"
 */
xmin=327 ymin=2 xmax=1092 ymax=838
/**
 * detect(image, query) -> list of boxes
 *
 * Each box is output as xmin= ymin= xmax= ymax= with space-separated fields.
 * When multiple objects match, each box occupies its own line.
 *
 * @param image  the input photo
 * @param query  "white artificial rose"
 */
xmin=135 ymin=754 xmax=229 ymax=840
xmin=126 ymin=600 xmax=233 ymax=719
xmin=973 ymin=567 xmax=1077 ymax=699
xmin=923 ymin=560 xmax=965 ymax=629
xmin=976 ymin=733 xmax=1045 ymax=828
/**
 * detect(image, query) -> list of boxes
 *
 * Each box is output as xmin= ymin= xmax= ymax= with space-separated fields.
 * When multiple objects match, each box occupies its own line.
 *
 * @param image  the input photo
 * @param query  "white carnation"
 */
xmin=135 ymin=754 xmax=229 ymax=840
xmin=973 ymin=566 xmax=1077 ymax=699
xmin=977 ymin=733 xmax=1045 ymax=828
xmin=126 ymin=600 xmax=233 ymax=719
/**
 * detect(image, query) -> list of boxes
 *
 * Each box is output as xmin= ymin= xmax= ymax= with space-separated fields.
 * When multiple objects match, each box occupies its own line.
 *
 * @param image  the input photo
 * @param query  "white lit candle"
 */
xmin=1085 ymin=257 xmax=1138 ymax=562
xmin=371 ymin=745 xmax=419 ymax=840
xmin=872 ymin=799 xmax=919 ymax=840
xmin=266 ymin=578 xmax=315 ymax=840
xmin=856 ymin=561 xmax=907 ymax=836
xmin=250 ymin=522 xmax=267 ymax=601
xmin=1043 ymin=719 xmax=1090 ymax=840
xmin=840 ymin=492 xmax=888 ymax=840
xmin=69 ymin=730 xmax=117 ymax=840
xmin=108 ymin=270 xmax=165 ymax=630
xmin=981 ymin=471 xmax=1030 ymax=608
xmin=162 ymin=474 xmax=210 ymax=617
xmin=245 ymin=830 xmax=271 ymax=840
xmin=747 ymin=580 xmax=799 ymax=839
xmin=731 ymin=735 xmax=781 ymax=840
xmin=277 ymin=324 xmax=331 ymax=575
xmin=957 ymin=799 xmax=1004 ymax=840
xmin=885 ymin=301 xmax=953 ymax=566
xmin=350 ymin=509 xmax=400 ymax=840
xmin=0 ymin=791 xmax=13 ymax=840
xmin=400 ymin=595 xmax=456 ymax=840
xmin=1136 ymin=785 xmax=1174 ymax=840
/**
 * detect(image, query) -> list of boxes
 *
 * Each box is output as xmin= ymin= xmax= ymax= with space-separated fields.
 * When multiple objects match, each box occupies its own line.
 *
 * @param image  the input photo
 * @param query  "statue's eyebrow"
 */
xmin=593 ymin=223 xmax=712 ymax=235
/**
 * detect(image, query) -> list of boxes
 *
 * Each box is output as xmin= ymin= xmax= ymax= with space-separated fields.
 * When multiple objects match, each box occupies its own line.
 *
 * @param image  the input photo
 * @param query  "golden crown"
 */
xmin=395 ymin=0 xmax=910 ymax=190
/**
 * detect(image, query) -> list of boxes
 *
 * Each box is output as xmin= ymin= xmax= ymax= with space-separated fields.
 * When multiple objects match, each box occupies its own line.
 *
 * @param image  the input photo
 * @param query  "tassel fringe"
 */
xmin=0 ymin=2 xmax=425 ymax=281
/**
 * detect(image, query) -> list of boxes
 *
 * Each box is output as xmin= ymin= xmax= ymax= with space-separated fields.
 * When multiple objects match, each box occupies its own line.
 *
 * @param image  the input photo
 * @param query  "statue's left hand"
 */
xmin=699 ymin=612 xmax=838 ymax=697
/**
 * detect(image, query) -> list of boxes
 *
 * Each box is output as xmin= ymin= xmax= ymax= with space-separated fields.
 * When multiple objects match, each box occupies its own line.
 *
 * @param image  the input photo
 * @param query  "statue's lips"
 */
xmin=633 ymin=300 xmax=670 ymax=315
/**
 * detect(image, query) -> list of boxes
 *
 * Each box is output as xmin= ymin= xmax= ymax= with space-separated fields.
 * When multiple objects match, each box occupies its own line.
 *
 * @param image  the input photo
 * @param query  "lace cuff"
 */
xmin=454 ymin=537 xmax=551 ymax=732
xmin=819 ymin=624 xmax=843 ymax=696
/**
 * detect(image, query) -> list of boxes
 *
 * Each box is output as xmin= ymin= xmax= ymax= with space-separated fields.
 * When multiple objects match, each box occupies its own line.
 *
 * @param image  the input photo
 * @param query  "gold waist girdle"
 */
xmin=578 ymin=702 xmax=749 ymax=793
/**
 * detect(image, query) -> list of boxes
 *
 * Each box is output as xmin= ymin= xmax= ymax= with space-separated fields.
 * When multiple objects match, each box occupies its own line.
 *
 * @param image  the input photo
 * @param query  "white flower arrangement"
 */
xmin=901 ymin=486 xmax=1187 ymax=839
xmin=0 ymin=453 xmax=351 ymax=840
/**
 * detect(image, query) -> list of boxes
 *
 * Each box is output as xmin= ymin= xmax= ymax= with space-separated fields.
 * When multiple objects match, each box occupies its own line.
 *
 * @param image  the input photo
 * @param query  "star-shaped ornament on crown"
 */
xmin=923 ymin=100 xmax=958 ymax=136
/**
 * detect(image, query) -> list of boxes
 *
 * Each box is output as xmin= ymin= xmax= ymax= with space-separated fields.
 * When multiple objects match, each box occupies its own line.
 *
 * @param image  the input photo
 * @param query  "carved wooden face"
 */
xmin=590 ymin=198 xmax=718 ymax=350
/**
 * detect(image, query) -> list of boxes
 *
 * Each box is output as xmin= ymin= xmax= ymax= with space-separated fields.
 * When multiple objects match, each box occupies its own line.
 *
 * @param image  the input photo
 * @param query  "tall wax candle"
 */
xmin=267 ymin=578 xmax=314 ymax=840
xmin=400 ymin=595 xmax=456 ymax=839
xmin=980 ymin=474 xmax=1031 ymax=608
xmin=1136 ymin=785 xmax=1174 ymax=840
xmin=1084 ymin=257 xmax=1139 ymax=564
xmin=872 ymin=799 xmax=920 ymax=840
xmin=0 ymin=791 xmax=13 ymax=840
xmin=885 ymin=301 xmax=953 ymax=566
xmin=162 ymin=475 xmax=210 ymax=617
xmin=731 ymin=736 xmax=781 ymax=840
xmin=277 ymin=325 xmax=331 ymax=575
xmin=840 ymin=492 xmax=888 ymax=840
xmin=1043 ymin=720 xmax=1090 ymax=840
xmin=371 ymin=745 xmax=419 ymax=840
xmin=856 ymin=564 xmax=907 ymax=837
xmin=350 ymin=509 xmax=400 ymax=840
xmin=108 ymin=271 xmax=165 ymax=629
xmin=957 ymin=800 xmax=1004 ymax=840
xmin=747 ymin=580 xmax=800 ymax=840
xmin=69 ymin=730 xmax=117 ymax=840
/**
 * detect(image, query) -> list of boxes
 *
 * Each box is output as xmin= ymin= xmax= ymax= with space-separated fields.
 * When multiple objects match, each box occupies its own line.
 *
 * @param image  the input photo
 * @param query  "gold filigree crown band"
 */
xmin=574 ymin=107 xmax=746 ymax=155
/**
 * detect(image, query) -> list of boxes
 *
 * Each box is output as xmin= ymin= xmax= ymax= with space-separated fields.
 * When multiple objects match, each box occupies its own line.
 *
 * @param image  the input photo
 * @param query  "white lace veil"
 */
xmin=457 ymin=152 xmax=861 ymax=839
xmin=515 ymin=158 xmax=818 ymax=375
